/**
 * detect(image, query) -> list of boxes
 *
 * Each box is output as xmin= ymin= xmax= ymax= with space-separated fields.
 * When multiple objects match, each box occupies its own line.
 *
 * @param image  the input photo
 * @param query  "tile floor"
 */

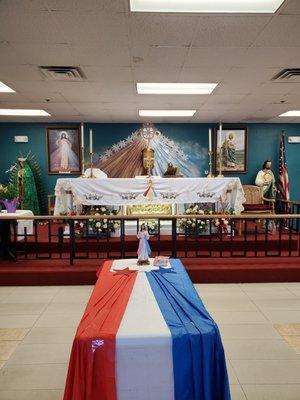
xmin=0 ymin=283 xmax=300 ymax=400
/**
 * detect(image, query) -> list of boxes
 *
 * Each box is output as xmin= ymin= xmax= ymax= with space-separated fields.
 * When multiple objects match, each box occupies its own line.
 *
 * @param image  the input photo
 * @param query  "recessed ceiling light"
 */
xmin=139 ymin=110 xmax=196 ymax=117
xmin=130 ymin=0 xmax=285 ymax=13
xmin=0 ymin=81 xmax=15 ymax=93
xmin=279 ymin=111 xmax=300 ymax=117
xmin=137 ymin=83 xmax=217 ymax=94
xmin=0 ymin=109 xmax=50 ymax=116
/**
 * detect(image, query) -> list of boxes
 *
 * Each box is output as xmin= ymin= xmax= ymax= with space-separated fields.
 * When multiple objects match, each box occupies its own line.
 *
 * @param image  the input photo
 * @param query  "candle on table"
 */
xmin=208 ymin=128 xmax=212 ymax=152
xmin=80 ymin=123 xmax=84 ymax=148
xmin=89 ymin=129 xmax=93 ymax=153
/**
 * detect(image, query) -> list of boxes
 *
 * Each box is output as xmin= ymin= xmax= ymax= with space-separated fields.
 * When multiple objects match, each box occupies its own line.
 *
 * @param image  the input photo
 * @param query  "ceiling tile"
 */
xmin=129 ymin=15 xmax=198 ymax=46
xmin=45 ymin=0 xmax=125 ymax=12
xmin=53 ymin=11 xmax=128 ymax=46
xmin=185 ymin=47 xmax=248 ymax=68
xmin=70 ymin=45 xmax=131 ymax=67
xmin=254 ymin=15 xmax=300 ymax=46
xmin=192 ymin=16 xmax=272 ymax=47
xmin=131 ymin=46 xmax=188 ymax=67
xmin=0 ymin=11 xmax=66 ymax=44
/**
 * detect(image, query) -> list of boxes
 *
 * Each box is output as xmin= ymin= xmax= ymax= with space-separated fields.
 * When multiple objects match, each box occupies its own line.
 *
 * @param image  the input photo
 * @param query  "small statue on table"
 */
xmin=163 ymin=162 xmax=182 ymax=177
xmin=137 ymin=223 xmax=151 ymax=265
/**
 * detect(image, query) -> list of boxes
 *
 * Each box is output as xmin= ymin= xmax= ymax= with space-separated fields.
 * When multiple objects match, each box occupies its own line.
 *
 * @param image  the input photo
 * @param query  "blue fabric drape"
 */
xmin=147 ymin=259 xmax=230 ymax=400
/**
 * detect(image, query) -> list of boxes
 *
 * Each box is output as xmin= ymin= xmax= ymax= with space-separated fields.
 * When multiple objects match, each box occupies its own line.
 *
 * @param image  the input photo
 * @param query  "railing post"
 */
xmin=69 ymin=219 xmax=75 ymax=266
xmin=171 ymin=217 xmax=177 ymax=258
xmin=120 ymin=218 xmax=125 ymax=258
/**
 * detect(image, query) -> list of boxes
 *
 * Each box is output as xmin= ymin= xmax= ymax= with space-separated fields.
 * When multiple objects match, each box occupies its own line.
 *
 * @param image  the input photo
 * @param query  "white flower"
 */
xmin=79 ymin=222 xmax=84 ymax=227
xmin=198 ymin=209 xmax=204 ymax=215
xmin=200 ymin=221 xmax=205 ymax=225
xmin=98 ymin=228 xmax=102 ymax=231
xmin=89 ymin=219 xmax=93 ymax=222
xmin=103 ymin=219 xmax=107 ymax=223
xmin=186 ymin=209 xmax=191 ymax=214
xmin=193 ymin=205 xmax=198 ymax=210
xmin=191 ymin=223 xmax=196 ymax=227
xmin=224 ymin=220 xmax=229 ymax=225
xmin=215 ymin=221 xmax=220 ymax=226
xmin=209 ymin=210 xmax=213 ymax=215
xmin=187 ymin=220 xmax=192 ymax=225
xmin=94 ymin=213 xmax=100 ymax=216
xmin=101 ymin=207 xmax=106 ymax=212
xmin=113 ymin=223 xmax=119 ymax=229
xmin=221 ymin=218 xmax=225 ymax=221
xmin=103 ymin=223 xmax=107 ymax=228
xmin=96 ymin=222 xmax=101 ymax=228
xmin=95 ymin=208 xmax=99 ymax=211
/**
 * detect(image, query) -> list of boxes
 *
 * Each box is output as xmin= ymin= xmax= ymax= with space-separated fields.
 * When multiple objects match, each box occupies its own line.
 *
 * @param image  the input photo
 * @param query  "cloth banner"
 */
xmin=63 ymin=259 xmax=230 ymax=400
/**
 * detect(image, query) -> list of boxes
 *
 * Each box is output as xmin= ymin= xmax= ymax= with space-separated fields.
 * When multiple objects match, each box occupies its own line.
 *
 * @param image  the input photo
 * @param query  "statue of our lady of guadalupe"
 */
xmin=137 ymin=223 xmax=151 ymax=265
xmin=10 ymin=157 xmax=40 ymax=215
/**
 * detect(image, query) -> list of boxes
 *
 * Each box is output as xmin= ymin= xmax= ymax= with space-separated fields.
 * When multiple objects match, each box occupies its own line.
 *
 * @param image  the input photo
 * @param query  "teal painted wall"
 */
xmin=0 ymin=122 xmax=299 ymax=208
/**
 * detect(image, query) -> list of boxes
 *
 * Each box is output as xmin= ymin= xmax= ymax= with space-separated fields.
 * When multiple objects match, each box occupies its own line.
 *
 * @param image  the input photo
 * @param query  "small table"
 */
xmin=0 ymin=210 xmax=34 ymax=260
xmin=63 ymin=259 xmax=230 ymax=400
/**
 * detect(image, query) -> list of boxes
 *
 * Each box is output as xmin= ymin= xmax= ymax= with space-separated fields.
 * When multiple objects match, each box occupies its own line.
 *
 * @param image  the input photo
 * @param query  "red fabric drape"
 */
xmin=64 ymin=261 xmax=137 ymax=400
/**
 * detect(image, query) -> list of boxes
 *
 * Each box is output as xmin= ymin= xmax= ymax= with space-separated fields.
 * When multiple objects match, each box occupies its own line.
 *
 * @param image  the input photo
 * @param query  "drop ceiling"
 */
xmin=0 ymin=0 xmax=300 ymax=122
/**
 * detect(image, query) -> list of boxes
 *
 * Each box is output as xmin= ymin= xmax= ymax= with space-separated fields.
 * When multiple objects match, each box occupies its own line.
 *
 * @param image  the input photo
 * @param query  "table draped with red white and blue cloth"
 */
xmin=63 ymin=259 xmax=230 ymax=400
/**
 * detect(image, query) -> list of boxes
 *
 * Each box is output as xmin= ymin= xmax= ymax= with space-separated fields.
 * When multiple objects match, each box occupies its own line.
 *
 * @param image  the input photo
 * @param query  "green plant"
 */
xmin=0 ymin=183 xmax=17 ymax=200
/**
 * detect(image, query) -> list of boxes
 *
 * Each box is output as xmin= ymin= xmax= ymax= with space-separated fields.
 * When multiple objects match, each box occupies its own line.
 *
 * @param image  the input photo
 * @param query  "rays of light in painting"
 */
xmin=96 ymin=126 xmax=202 ymax=178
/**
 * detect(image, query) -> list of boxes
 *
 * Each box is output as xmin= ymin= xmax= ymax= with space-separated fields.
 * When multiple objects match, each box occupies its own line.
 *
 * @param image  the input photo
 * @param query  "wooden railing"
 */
xmin=1 ymin=213 xmax=299 ymax=264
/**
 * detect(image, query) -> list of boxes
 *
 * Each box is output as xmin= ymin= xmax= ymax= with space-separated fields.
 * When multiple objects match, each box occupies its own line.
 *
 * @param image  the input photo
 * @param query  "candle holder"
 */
xmin=218 ymin=146 xmax=224 ymax=177
xmin=87 ymin=152 xmax=96 ymax=179
xmin=80 ymin=146 xmax=85 ymax=177
xmin=207 ymin=150 xmax=214 ymax=178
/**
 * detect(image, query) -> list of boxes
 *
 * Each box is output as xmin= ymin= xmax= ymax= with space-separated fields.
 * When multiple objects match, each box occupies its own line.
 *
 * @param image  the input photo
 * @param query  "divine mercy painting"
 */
xmin=47 ymin=127 xmax=81 ymax=174
xmin=215 ymin=128 xmax=247 ymax=173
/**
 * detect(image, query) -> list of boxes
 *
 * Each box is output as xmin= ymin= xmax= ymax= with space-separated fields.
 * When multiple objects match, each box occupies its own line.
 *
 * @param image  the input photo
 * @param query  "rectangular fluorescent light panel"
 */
xmin=279 ymin=111 xmax=300 ymax=117
xmin=0 ymin=81 xmax=15 ymax=93
xmin=139 ymin=110 xmax=196 ymax=117
xmin=137 ymin=82 xmax=217 ymax=94
xmin=0 ymin=109 xmax=50 ymax=116
xmin=130 ymin=0 xmax=285 ymax=13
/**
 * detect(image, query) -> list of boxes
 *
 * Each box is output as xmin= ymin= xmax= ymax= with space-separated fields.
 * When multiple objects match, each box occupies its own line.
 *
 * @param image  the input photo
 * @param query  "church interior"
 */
xmin=0 ymin=1 xmax=300 ymax=399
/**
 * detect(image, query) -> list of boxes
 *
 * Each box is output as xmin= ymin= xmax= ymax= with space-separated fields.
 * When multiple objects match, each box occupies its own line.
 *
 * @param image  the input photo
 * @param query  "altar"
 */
xmin=54 ymin=176 xmax=245 ymax=215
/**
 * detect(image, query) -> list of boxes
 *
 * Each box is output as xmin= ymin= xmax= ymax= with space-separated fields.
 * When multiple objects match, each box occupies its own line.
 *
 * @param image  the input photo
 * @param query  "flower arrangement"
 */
xmin=89 ymin=206 xmax=120 ymax=233
xmin=178 ymin=204 xmax=213 ymax=234
xmin=140 ymin=219 xmax=158 ymax=234
xmin=67 ymin=211 xmax=85 ymax=237
xmin=0 ymin=183 xmax=16 ymax=200
xmin=213 ymin=208 xmax=235 ymax=234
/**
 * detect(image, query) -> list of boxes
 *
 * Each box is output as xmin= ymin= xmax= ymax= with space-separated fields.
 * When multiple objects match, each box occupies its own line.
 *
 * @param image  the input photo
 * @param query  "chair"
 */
xmin=238 ymin=185 xmax=275 ymax=234
xmin=47 ymin=194 xmax=56 ymax=215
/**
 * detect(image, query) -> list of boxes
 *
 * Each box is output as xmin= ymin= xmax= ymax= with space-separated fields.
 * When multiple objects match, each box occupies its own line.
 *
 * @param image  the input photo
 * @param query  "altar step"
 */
xmin=0 ymin=257 xmax=300 ymax=286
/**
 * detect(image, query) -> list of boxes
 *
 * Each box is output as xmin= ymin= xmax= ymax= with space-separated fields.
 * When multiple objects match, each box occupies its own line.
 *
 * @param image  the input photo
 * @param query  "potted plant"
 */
xmin=0 ymin=183 xmax=19 ymax=213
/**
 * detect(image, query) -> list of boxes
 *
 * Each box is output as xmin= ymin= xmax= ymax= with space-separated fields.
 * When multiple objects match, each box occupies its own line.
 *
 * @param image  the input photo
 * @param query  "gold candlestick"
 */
xmin=88 ymin=152 xmax=96 ymax=179
xmin=218 ymin=146 xmax=224 ymax=177
xmin=207 ymin=150 xmax=214 ymax=178
xmin=80 ymin=146 xmax=85 ymax=177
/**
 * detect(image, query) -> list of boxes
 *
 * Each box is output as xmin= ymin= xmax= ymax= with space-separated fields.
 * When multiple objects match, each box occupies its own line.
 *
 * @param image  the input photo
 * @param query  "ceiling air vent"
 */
xmin=272 ymin=68 xmax=300 ymax=82
xmin=39 ymin=66 xmax=85 ymax=81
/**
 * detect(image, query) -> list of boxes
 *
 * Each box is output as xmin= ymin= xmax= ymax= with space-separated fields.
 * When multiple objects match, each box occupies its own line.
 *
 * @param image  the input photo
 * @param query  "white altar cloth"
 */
xmin=54 ymin=177 xmax=245 ymax=215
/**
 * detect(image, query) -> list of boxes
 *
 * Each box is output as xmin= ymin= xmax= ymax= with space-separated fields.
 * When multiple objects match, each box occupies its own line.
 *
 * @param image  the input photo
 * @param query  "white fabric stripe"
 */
xmin=115 ymin=266 xmax=174 ymax=400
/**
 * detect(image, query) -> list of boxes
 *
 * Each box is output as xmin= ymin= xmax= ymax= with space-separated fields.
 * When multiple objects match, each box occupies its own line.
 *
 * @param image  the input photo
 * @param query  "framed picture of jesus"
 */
xmin=47 ymin=127 xmax=82 ymax=174
xmin=214 ymin=128 xmax=248 ymax=173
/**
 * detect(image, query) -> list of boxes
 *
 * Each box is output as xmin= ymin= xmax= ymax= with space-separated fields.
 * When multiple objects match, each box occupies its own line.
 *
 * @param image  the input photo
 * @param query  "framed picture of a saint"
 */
xmin=214 ymin=128 xmax=247 ymax=173
xmin=47 ymin=127 xmax=82 ymax=174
